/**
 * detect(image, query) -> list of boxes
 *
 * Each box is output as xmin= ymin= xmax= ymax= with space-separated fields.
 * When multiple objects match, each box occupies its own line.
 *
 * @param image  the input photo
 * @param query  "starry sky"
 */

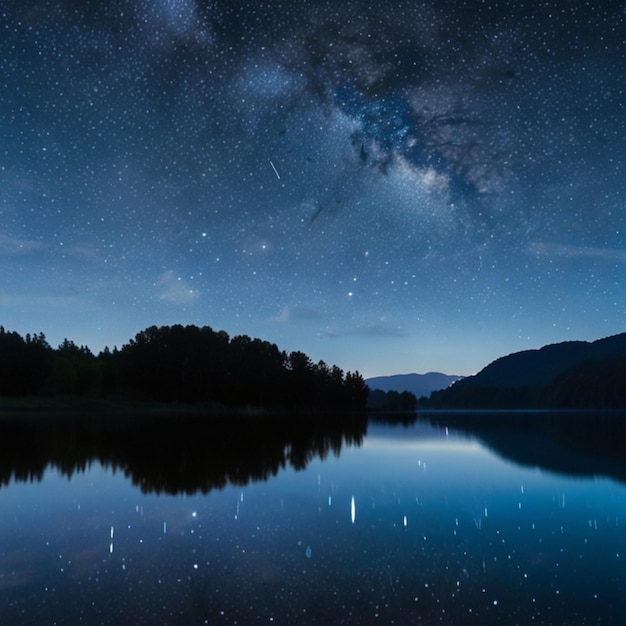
xmin=1 ymin=1 xmax=625 ymax=377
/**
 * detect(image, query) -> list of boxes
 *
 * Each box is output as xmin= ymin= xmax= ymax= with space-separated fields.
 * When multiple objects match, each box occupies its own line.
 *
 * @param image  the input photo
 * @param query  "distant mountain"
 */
xmin=425 ymin=332 xmax=626 ymax=409
xmin=366 ymin=372 xmax=461 ymax=398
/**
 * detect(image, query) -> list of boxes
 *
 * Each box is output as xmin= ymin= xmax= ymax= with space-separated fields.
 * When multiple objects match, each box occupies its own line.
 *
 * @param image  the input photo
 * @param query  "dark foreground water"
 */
xmin=1 ymin=412 xmax=626 ymax=624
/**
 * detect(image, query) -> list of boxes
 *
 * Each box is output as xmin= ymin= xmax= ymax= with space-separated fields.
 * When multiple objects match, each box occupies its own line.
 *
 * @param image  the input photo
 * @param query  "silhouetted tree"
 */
xmin=368 ymin=389 xmax=417 ymax=410
xmin=44 ymin=339 xmax=97 ymax=395
xmin=0 ymin=327 xmax=53 ymax=395
xmin=0 ymin=324 xmax=369 ymax=410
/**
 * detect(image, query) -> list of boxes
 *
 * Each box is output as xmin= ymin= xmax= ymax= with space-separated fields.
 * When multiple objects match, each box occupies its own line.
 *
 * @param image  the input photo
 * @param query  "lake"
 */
xmin=1 ymin=411 xmax=626 ymax=624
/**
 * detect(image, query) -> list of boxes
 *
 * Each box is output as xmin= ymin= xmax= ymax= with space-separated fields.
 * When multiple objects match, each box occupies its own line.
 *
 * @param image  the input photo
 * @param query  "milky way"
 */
xmin=1 ymin=1 xmax=625 ymax=375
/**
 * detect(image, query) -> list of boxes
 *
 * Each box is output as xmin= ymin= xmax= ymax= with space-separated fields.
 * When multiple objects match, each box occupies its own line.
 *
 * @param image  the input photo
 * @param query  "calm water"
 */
xmin=1 ymin=413 xmax=626 ymax=624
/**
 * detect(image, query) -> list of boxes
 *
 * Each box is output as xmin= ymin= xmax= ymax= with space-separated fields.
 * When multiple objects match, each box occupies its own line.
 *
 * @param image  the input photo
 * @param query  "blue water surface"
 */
xmin=1 ymin=419 xmax=625 ymax=624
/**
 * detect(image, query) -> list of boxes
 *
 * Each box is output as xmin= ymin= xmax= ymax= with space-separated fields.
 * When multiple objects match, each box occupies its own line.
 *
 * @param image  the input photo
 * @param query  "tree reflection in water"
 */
xmin=0 ymin=412 xmax=367 ymax=494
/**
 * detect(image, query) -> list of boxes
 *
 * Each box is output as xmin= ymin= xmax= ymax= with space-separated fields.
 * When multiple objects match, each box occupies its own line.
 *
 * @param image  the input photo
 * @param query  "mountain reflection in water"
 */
xmin=0 ymin=412 xmax=367 ymax=495
xmin=422 ymin=411 xmax=626 ymax=485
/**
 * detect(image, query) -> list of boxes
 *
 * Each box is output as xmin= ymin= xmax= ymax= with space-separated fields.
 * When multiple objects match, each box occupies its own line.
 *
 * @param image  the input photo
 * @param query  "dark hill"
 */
xmin=462 ymin=332 xmax=626 ymax=389
xmin=425 ymin=332 xmax=626 ymax=409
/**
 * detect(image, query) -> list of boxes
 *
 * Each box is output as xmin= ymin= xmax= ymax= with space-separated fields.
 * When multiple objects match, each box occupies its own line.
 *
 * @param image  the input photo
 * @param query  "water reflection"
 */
xmin=6 ymin=409 xmax=626 ymax=495
xmin=422 ymin=410 xmax=626 ymax=484
xmin=0 ymin=412 xmax=366 ymax=495
xmin=3 ymin=412 xmax=626 ymax=623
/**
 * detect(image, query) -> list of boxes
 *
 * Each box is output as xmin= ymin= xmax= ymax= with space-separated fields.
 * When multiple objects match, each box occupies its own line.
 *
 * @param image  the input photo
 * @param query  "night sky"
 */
xmin=2 ymin=1 xmax=625 ymax=377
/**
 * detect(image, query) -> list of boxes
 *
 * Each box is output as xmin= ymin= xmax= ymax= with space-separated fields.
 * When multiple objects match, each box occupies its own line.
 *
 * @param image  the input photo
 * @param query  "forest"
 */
xmin=0 ymin=324 xmax=369 ymax=410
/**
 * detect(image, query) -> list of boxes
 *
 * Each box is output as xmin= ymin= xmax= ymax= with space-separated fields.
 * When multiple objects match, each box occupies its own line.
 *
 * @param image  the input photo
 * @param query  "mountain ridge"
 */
xmin=424 ymin=332 xmax=626 ymax=409
xmin=366 ymin=372 xmax=461 ymax=398
xmin=461 ymin=332 xmax=626 ymax=388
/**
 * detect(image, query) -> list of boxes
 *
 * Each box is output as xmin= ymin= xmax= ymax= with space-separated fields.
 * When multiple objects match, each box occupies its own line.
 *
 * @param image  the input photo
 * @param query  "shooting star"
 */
xmin=269 ymin=160 xmax=281 ymax=180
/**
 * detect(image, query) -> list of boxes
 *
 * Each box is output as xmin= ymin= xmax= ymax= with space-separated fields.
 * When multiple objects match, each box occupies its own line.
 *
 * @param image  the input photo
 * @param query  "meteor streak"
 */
xmin=269 ymin=160 xmax=281 ymax=179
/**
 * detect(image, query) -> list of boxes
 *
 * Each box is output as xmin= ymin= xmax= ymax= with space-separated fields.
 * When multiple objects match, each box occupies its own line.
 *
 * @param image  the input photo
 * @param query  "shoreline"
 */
xmin=0 ymin=396 xmax=368 ymax=422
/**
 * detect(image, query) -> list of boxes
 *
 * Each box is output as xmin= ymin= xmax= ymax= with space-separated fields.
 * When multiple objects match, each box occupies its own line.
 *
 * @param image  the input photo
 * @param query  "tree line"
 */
xmin=367 ymin=388 xmax=417 ymax=411
xmin=0 ymin=324 xmax=369 ymax=410
xmin=0 ymin=412 xmax=367 ymax=495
